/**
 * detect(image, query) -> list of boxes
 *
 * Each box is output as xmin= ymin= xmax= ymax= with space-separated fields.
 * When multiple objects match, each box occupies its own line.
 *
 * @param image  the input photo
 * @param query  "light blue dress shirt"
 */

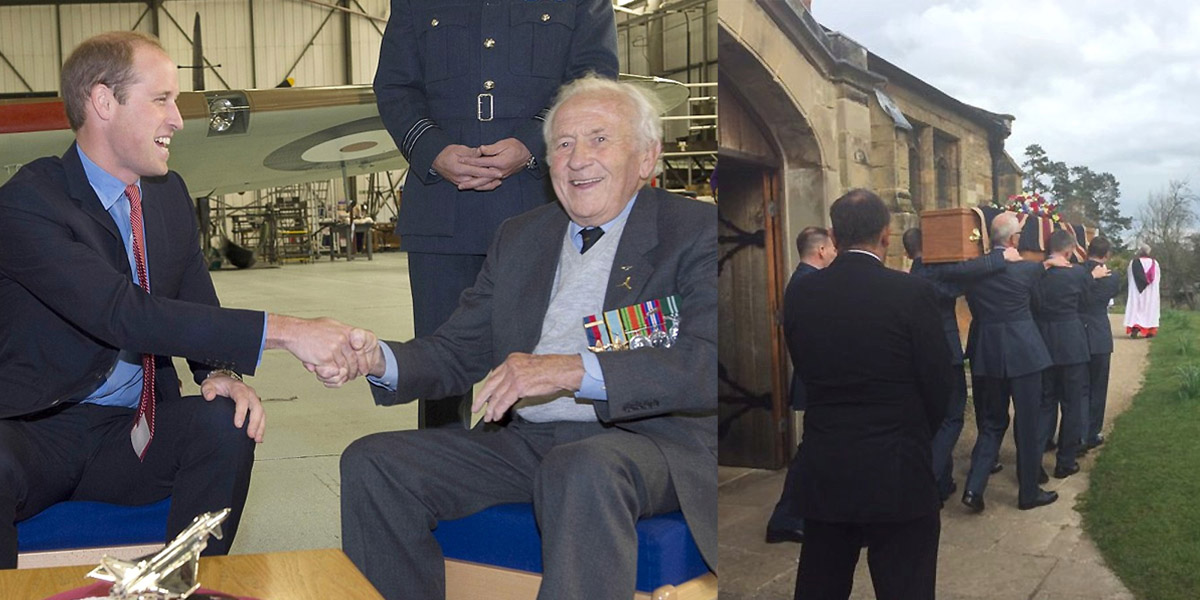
xmin=77 ymin=149 xmax=266 ymax=407
xmin=368 ymin=196 xmax=641 ymax=400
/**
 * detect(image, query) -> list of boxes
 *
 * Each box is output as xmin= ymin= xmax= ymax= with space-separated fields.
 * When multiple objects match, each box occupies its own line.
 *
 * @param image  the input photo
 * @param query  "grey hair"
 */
xmin=1139 ymin=243 xmax=1152 ymax=256
xmin=991 ymin=213 xmax=1021 ymax=241
xmin=543 ymin=74 xmax=663 ymax=152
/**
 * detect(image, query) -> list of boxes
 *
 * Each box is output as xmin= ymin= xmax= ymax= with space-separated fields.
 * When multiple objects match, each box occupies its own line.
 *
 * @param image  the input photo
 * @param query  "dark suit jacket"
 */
xmin=785 ymin=251 xmax=952 ymax=523
xmin=910 ymin=251 xmax=1006 ymax=366
xmin=1033 ymin=264 xmax=1091 ymax=366
xmin=1080 ymin=259 xmax=1121 ymax=355
xmin=964 ymin=253 xmax=1052 ymax=378
xmin=0 ymin=144 xmax=263 ymax=419
xmin=371 ymin=186 xmax=717 ymax=569
xmin=783 ymin=262 xmax=818 ymax=410
xmin=375 ymin=0 xmax=617 ymax=254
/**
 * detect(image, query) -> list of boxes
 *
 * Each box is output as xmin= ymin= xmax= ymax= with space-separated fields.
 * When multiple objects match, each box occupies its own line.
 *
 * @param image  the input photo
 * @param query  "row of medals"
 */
xmin=590 ymin=316 xmax=681 ymax=352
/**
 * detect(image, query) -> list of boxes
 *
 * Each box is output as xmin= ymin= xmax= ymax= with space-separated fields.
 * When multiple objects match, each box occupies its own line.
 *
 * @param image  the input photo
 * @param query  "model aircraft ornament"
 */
xmin=84 ymin=508 xmax=231 ymax=600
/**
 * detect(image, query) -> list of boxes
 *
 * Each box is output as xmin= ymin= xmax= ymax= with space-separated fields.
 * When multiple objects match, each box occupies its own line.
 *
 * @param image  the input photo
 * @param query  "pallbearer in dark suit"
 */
xmin=786 ymin=190 xmax=952 ymax=599
xmin=1033 ymin=230 xmax=1101 ymax=479
xmin=765 ymin=226 xmax=835 ymax=545
xmin=961 ymin=212 xmax=1058 ymax=512
xmin=903 ymin=228 xmax=1021 ymax=501
xmin=1079 ymin=237 xmax=1121 ymax=448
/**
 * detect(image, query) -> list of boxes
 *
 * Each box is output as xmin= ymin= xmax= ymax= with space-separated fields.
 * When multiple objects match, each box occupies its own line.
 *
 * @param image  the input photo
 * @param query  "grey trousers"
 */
xmin=340 ymin=418 xmax=679 ymax=600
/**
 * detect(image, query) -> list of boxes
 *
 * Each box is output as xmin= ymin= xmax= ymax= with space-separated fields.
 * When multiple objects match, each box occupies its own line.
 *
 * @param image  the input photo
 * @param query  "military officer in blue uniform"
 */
xmin=375 ymin=0 xmax=618 ymax=428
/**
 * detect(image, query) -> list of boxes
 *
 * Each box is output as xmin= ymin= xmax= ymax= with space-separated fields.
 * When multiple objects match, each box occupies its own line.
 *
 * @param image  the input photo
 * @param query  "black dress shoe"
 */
xmin=1086 ymin=435 xmax=1105 ymax=449
xmin=961 ymin=491 xmax=985 ymax=513
xmin=1018 ymin=489 xmax=1059 ymax=510
xmin=1053 ymin=463 xmax=1081 ymax=479
xmin=990 ymin=462 xmax=1003 ymax=474
xmin=765 ymin=526 xmax=805 ymax=544
xmin=1038 ymin=467 xmax=1049 ymax=484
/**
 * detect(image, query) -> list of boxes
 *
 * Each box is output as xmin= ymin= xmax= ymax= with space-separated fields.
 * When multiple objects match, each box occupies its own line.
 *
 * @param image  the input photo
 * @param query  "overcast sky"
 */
xmin=812 ymin=0 xmax=1200 ymax=223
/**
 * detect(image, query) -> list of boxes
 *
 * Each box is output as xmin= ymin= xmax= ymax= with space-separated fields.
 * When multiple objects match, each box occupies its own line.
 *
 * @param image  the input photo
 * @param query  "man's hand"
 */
xmin=1002 ymin=247 xmax=1022 ymax=262
xmin=267 ymin=315 xmax=366 ymax=386
xmin=473 ymin=353 xmax=585 ymax=423
xmin=432 ymin=144 xmax=504 ymax=190
xmin=462 ymin=138 xmax=533 ymax=182
xmin=1091 ymin=264 xmax=1112 ymax=279
xmin=310 ymin=328 xmax=384 ymax=387
xmin=201 ymin=373 xmax=266 ymax=443
xmin=1044 ymin=255 xmax=1071 ymax=269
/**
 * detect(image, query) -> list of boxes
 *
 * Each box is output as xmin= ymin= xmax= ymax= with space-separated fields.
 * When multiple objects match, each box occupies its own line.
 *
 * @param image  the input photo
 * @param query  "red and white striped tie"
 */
xmin=126 ymin=183 xmax=157 ymax=461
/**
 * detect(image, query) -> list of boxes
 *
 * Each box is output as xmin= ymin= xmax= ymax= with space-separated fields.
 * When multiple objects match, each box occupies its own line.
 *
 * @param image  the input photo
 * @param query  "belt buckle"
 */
xmin=477 ymin=93 xmax=494 ymax=122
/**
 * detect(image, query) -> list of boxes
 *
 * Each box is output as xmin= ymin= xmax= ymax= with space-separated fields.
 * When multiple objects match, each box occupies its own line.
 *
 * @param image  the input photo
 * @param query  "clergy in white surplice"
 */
xmin=1124 ymin=244 xmax=1161 ymax=338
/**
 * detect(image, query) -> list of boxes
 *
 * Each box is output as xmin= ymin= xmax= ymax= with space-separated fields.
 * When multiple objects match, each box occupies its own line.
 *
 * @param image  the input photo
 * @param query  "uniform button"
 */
xmin=484 ymin=80 xmax=495 ymax=90
xmin=430 ymin=18 xmax=439 ymax=26
xmin=484 ymin=38 xmax=496 ymax=48
xmin=541 ymin=13 xmax=550 ymax=22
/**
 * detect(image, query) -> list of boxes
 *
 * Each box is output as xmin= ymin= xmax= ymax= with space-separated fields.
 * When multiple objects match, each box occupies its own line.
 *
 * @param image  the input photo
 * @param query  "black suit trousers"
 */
xmin=965 ymin=371 xmax=1044 ymax=504
xmin=1039 ymin=364 xmax=1087 ymax=470
xmin=795 ymin=512 xmax=940 ymax=600
xmin=0 ymin=397 xmax=255 ymax=568
xmin=1085 ymin=353 xmax=1112 ymax=443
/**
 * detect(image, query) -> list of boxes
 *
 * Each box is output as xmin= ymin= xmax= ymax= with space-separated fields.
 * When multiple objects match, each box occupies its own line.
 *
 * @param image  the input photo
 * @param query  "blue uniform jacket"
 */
xmin=375 ymin=0 xmax=618 ymax=254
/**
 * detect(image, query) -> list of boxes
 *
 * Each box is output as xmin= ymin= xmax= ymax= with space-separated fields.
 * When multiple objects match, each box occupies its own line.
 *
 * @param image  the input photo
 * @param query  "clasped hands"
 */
xmin=432 ymin=138 xmax=532 ymax=191
xmin=267 ymin=315 xmax=383 ymax=388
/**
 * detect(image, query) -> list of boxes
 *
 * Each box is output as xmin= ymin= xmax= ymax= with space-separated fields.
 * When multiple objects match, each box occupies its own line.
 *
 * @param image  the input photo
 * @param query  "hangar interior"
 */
xmin=0 ymin=0 xmax=715 ymax=562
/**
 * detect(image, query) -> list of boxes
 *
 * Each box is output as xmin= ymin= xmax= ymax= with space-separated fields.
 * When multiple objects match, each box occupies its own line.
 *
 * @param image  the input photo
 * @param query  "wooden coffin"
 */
xmin=920 ymin=207 xmax=985 ymax=264
xmin=921 ymin=206 xmax=1098 ymax=265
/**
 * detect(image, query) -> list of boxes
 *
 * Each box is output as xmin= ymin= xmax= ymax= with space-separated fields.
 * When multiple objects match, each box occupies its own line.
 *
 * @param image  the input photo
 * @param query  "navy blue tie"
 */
xmin=580 ymin=227 xmax=604 ymax=254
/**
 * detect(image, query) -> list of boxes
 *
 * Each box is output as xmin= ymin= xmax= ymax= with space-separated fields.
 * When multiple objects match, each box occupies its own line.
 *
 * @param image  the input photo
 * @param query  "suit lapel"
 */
xmin=63 ymin=144 xmax=122 ymax=244
xmin=604 ymin=186 xmax=659 ymax=310
xmin=140 ymin=176 xmax=169 ymax=293
xmin=511 ymin=207 xmax=569 ymax=353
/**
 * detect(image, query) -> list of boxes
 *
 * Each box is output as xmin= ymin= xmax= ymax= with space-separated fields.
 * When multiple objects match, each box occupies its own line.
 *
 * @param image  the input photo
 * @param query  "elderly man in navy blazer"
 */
xmin=961 ymin=212 xmax=1058 ymax=512
xmin=340 ymin=76 xmax=716 ymax=600
xmin=374 ymin=0 xmax=618 ymax=429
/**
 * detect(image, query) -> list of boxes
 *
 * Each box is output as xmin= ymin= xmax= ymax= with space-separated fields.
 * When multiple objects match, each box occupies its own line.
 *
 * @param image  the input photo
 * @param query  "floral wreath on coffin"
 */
xmin=1001 ymin=192 xmax=1061 ymax=223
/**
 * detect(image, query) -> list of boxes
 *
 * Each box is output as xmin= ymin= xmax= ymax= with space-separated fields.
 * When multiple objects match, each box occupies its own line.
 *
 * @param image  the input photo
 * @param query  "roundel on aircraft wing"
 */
xmin=263 ymin=116 xmax=401 ymax=171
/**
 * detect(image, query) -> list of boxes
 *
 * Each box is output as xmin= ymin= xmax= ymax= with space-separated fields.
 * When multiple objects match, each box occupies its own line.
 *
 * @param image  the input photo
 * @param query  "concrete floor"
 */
xmin=173 ymin=251 xmax=421 ymax=555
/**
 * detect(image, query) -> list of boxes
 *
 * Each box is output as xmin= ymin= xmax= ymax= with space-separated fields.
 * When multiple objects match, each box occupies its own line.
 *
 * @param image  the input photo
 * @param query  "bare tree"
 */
xmin=1136 ymin=180 xmax=1198 ymax=307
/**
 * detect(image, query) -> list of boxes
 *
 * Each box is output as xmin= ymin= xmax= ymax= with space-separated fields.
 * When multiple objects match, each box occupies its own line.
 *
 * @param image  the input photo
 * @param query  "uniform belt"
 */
xmin=477 ymin=93 xmax=494 ymax=121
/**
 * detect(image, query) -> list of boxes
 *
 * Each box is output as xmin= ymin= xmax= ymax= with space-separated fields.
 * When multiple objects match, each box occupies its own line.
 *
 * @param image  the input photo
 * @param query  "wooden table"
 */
xmin=1 ymin=548 xmax=383 ymax=599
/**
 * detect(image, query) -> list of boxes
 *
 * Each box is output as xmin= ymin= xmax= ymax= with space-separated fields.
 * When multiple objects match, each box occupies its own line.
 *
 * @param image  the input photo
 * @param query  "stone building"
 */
xmin=717 ymin=0 xmax=1023 ymax=467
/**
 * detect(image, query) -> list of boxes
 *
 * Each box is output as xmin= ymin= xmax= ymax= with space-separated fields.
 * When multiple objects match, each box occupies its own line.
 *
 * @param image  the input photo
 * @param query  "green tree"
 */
xmin=1019 ymin=145 xmax=1131 ymax=248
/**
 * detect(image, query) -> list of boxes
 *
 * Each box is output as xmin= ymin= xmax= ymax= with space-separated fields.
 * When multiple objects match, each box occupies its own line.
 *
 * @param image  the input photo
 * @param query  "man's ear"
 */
xmin=879 ymin=225 xmax=891 ymax=249
xmin=90 ymin=83 xmax=115 ymax=122
xmin=638 ymin=143 xmax=662 ymax=181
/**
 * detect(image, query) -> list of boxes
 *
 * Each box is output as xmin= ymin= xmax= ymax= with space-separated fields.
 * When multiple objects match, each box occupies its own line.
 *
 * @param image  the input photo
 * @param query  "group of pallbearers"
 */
xmin=764 ymin=189 xmax=1124 ymax=599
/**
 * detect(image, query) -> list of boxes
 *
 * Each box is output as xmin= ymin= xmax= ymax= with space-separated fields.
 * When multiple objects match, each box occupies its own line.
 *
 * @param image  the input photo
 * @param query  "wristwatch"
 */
xmin=205 ymin=368 xmax=243 ymax=382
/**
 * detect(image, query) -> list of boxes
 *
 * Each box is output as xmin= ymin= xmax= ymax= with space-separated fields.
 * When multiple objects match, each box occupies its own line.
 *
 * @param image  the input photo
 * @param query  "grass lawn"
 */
xmin=1080 ymin=310 xmax=1200 ymax=600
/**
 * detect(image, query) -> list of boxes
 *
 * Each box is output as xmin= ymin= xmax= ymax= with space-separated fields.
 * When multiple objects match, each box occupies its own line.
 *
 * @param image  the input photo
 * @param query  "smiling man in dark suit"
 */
xmin=0 ymin=31 xmax=374 ymax=569
xmin=784 ymin=189 xmax=952 ymax=599
xmin=339 ymin=76 xmax=716 ymax=600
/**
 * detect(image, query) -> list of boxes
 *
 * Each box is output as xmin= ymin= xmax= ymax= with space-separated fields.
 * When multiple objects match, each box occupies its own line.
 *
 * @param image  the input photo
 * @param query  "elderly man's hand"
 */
xmin=1044 ymin=255 xmax=1071 ymax=269
xmin=432 ymin=144 xmax=504 ymax=190
xmin=1002 ymin=247 xmax=1022 ymax=262
xmin=309 ymin=328 xmax=384 ymax=387
xmin=201 ymin=372 xmax=266 ymax=443
xmin=473 ymin=353 xmax=585 ymax=423
xmin=1091 ymin=264 xmax=1112 ymax=279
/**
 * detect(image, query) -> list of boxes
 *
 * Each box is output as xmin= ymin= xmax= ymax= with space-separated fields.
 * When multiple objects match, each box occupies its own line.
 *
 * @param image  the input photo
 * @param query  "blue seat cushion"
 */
xmin=433 ymin=503 xmax=708 ymax=593
xmin=16 ymin=498 xmax=172 ymax=553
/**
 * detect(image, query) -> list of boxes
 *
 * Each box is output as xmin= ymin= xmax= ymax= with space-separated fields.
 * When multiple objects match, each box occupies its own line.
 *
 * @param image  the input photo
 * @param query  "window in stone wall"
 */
xmin=933 ymin=133 xmax=960 ymax=209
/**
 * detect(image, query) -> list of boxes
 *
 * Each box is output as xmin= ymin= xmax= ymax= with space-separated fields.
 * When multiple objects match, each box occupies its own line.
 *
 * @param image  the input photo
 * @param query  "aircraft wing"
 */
xmin=0 ymin=75 xmax=688 ymax=198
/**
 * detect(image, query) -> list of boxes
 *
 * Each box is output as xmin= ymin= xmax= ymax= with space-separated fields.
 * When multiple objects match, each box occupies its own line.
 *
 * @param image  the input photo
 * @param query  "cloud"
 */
xmin=811 ymin=0 xmax=1200 ymax=218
